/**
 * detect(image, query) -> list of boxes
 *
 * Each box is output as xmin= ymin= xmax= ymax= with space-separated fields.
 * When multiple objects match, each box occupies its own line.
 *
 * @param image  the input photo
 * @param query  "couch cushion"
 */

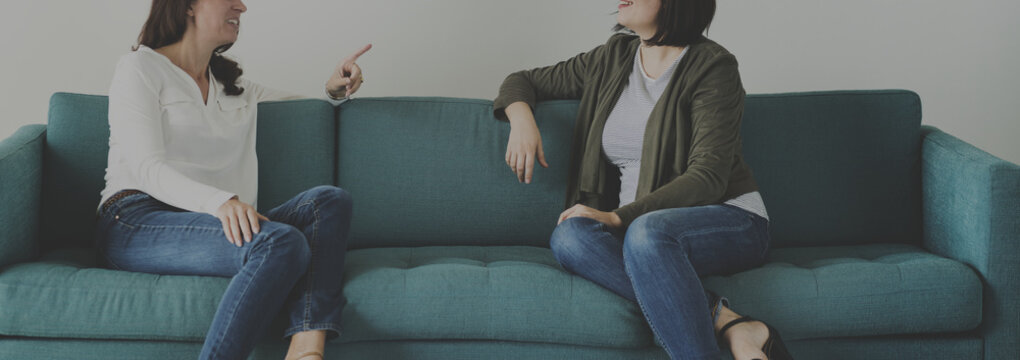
xmin=703 ymin=243 xmax=982 ymax=340
xmin=339 ymin=246 xmax=652 ymax=347
xmin=741 ymin=90 xmax=923 ymax=247
xmin=0 ymin=244 xmax=980 ymax=345
xmin=41 ymin=94 xmax=336 ymax=250
xmin=0 ymin=248 xmax=227 ymax=341
xmin=336 ymin=98 xmax=576 ymax=249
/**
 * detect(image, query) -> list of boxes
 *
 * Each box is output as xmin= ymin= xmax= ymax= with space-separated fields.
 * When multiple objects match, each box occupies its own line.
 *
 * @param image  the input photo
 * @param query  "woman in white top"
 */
xmin=94 ymin=0 xmax=365 ymax=359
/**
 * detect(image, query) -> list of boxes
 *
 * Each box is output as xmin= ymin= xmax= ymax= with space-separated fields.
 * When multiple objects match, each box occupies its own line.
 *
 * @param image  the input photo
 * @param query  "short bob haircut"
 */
xmin=614 ymin=0 xmax=716 ymax=47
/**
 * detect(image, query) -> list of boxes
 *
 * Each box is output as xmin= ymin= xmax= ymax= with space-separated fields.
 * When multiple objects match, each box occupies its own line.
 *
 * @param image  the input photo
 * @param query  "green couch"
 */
xmin=0 ymin=90 xmax=1016 ymax=359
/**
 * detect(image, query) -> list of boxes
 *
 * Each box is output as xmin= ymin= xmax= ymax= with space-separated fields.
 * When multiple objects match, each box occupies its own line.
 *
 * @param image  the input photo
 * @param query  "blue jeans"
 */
xmin=95 ymin=186 xmax=352 ymax=360
xmin=550 ymin=204 xmax=769 ymax=360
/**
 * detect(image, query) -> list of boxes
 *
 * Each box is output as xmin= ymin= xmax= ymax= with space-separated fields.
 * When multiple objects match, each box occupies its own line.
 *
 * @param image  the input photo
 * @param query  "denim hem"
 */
xmin=283 ymin=323 xmax=343 ymax=341
xmin=711 ymin=296 xmax=730 ymax=326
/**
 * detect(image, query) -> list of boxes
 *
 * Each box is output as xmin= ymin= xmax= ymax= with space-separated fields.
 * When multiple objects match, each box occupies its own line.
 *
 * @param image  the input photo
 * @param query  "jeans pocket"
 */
xmin=114 ymin=195 xmax=153 ymax=217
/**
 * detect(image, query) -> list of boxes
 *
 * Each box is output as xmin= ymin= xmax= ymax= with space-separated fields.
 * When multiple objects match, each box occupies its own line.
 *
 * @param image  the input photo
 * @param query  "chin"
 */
xmin=617 ymin=17 xmax=633 ymax=30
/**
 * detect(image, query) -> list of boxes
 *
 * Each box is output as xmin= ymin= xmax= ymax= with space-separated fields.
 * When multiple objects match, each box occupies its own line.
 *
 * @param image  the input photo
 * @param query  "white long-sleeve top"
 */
xmin=100 ymin=45 xmax=303 ymax=215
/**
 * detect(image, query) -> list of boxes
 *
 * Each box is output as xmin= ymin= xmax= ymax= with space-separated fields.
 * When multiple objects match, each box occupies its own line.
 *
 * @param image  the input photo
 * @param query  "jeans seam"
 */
xmin=126 ymin=223 xmax=223 ymax=232
xmin=304 ymin=198 xmax=320 ymax=329
xmin=207 ymin=235 xmax=275 ymax=358
xmin=110 ymin=222 xmax=225 ymax=241
xmin=286 ymin=199 xmax=316 ymax=219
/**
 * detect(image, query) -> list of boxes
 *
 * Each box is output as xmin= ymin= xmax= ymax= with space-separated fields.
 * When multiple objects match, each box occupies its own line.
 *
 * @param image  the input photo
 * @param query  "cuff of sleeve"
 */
xmin=324 ymin=94 xmax=350 ymax=107
xmin=613 ymin=205 xmax=641 ymax=229
xmin=493 ymin=95 xmax=536 ymax=122
xmin=493 ymin=75 xmax=538 ymax=122
xmin=201 ymin=191 xmax=237 ymax=217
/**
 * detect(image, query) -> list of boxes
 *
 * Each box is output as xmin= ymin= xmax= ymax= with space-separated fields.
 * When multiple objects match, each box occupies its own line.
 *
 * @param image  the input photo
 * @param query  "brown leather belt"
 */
xmin=101 ymin=189 xmax=144 ymax=214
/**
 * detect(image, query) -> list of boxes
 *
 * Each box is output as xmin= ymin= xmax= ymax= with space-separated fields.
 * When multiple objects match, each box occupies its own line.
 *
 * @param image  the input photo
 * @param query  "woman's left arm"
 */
xmin=612 ymin=54 xmax=746 ymax=227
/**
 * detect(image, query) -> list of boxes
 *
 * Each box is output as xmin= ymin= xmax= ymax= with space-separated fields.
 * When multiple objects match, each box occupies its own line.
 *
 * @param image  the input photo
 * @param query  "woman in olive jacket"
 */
xmin=493 ymin=1 xmax=791 ymax=359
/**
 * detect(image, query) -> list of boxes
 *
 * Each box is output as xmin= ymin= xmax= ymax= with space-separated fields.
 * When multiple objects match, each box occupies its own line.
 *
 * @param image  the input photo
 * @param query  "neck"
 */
xmin=155 ymin=32 xmax=216 ymax=81
xmin=634 ymin=28 xmax=685 ymax=63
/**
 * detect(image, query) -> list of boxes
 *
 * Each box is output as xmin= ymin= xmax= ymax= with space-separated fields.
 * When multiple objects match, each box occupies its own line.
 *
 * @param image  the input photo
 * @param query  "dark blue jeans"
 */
xmin=95 ymin=186 xmax=352 ymax=360
xmin=550 ymin=204 xmax=769 ymax=360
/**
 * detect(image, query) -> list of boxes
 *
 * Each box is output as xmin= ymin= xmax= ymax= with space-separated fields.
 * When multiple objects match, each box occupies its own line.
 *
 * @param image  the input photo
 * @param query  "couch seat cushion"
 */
xmin=0 ymin=244 xmax=981 ymax=346
xmin=340 ymin=246 xmax=652 ymax=347
xmin=0 ymin=248 xmax=228 ymax=341
xmin=703 ymin=243 xmax=983 ymax=340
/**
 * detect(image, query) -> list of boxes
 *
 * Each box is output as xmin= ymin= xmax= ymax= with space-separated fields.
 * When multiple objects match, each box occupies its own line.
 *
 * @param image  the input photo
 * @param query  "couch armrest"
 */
xmin=920 ymin=125 xmax=1020 ymax=360
xmin=0 ymin=125 xmax=45 ymax=268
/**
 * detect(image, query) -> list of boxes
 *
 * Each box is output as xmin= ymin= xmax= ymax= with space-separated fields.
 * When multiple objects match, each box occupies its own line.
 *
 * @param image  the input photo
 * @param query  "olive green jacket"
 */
xmin=493 ymin=34 xmax=758 ymax=228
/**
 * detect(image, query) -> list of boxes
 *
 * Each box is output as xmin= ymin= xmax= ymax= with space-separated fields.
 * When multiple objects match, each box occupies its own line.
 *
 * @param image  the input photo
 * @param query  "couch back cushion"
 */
xmin=41 ymin=93 xmax=335 ymax=250
xmin=43 ymin=90 xmax=921 ymax=250
xmin=741 ymin=90 xmax=922 ymax=247
xmin=338 ymin=91 xmax=921 ymax=249
xmin=337 ymin=98 xmax=576 ymax=249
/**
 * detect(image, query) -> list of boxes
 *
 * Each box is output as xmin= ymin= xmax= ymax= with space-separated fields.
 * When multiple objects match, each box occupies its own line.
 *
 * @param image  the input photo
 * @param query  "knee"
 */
xmin=255 ymin=223 xmax=311 ymax=268
xmin=550 ymin=218 xmax=598 ymax=268
xmin=308 ymin=185 xmax=353 ymax=214
xmin=310 ymin=185 xmax=351 ymax=203
xmin=623 ymin=212 xmax=674 ymax=256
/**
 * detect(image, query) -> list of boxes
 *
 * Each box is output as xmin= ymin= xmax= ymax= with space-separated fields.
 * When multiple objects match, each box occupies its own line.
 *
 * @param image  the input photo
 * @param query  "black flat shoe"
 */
xmin=717 ymin=316 xmax=794 ymax=360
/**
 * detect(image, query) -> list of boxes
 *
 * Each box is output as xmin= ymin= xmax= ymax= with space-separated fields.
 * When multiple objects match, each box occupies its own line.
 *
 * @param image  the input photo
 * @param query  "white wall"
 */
xmin=2 ymin=1 xmax=1018 ymax=163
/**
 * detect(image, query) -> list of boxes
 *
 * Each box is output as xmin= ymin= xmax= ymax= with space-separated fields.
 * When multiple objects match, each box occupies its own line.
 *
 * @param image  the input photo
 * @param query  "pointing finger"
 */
xmin=344 ymin=44 xmax=372 ymax=62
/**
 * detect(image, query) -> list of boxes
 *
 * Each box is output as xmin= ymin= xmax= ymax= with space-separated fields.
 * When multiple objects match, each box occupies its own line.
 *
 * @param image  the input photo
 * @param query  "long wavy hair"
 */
xmin=134 ymin=0 xmax=244 ymax=95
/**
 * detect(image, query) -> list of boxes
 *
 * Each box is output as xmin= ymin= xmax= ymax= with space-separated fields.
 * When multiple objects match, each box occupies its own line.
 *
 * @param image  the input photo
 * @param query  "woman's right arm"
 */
xmin=108 ymin=56 xmax=261 ymax=246
xmin=493 ymin=42 xmax=607 ymax=183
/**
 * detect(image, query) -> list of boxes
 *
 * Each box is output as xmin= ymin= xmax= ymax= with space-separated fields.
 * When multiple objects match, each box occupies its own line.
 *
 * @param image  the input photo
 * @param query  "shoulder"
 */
xmin=681 ymin=38 xmax=745 ymax=98
xmin=112 ymin=46 xmax=175 ymax=90
xmin=116 ymin=46 xmax=167 ymax=72
xmin=685 ymin=37 xmax=738 ymax=66
xmin=581 ymin=33 xmax=640 ymax=69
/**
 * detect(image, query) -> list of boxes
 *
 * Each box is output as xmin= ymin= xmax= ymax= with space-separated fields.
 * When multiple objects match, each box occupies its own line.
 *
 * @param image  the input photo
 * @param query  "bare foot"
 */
xmin=715 ymin=307 xmax=770 ymax=360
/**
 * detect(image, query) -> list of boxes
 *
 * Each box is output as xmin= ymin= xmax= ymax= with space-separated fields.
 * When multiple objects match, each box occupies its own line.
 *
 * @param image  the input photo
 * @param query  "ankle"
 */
xmin=714 ymin=307 xmax=742 ymax=333
xmin=287 ymin=350 xmax=323 ymax=360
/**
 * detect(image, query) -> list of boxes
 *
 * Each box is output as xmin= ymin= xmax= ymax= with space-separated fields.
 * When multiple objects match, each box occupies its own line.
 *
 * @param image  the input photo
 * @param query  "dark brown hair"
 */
xmin=135 ymin=0 xmax=244 ymax=95
xmin=614 ymin=0 xmax=716 ymax=47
